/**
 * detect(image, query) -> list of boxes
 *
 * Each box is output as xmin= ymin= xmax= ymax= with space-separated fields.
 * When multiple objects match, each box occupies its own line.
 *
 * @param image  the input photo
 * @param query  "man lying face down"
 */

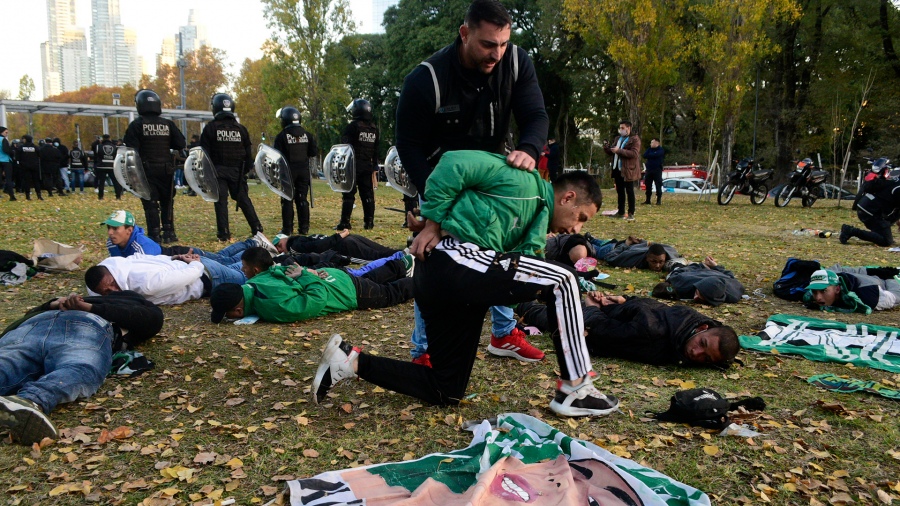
xmin=517 ymin=293 xmax=739 ymax=367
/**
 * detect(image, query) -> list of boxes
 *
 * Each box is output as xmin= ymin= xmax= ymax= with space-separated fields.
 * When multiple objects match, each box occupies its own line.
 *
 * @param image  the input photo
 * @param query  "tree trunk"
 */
xmin=880 ymin=0 xmax=900 ymax=78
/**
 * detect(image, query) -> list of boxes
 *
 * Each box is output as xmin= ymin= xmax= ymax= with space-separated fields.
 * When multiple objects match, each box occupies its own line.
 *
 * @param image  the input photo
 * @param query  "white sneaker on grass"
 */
xmin=251 ymin=231 xmax=278 ymax=256
xmin=549 ymin=379 xmax=619 ymax=417
xmin=0 ymin=395 xmax=58 ymax=445
xmin=312 ymin=334 xmax=360 ymax=404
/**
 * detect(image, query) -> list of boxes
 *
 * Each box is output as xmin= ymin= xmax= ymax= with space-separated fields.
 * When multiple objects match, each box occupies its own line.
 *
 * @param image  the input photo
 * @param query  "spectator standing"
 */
xmin=602 ymin=120 xmax=641 ymax=220
xmin=643 ymin=138 xmax=665 ymax=205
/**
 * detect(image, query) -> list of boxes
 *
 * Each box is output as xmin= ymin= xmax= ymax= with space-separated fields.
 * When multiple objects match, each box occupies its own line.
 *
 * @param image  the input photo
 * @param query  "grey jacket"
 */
xmin=667 ymin=263 xmax=744 ymax=305
xmin=604 ymin=240 xmax=681 ymax=269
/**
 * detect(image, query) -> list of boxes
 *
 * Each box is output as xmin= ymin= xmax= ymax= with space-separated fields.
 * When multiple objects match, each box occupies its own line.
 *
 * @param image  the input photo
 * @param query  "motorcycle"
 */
xmin=863 ymin=157 xmax=893 ymax=182
xmin=774 ymin=158 xmax=828 ymax=207
xmin=717 ymin=157 xmax=772 ymax=205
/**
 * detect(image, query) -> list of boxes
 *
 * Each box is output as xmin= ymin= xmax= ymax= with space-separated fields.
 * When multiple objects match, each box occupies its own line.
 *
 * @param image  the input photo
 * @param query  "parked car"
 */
xmin=768 ymin=183 xmax=854 ymax=200
xmin=641 ymin=164 xmax=708 ymax=190
xmin=662 ymin=177 xmax=717 ymax=193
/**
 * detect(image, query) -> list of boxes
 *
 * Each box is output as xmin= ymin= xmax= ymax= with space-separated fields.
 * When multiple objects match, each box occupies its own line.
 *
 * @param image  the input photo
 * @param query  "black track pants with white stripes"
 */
xmin=356 ymin=237 xmax=593 ymax=406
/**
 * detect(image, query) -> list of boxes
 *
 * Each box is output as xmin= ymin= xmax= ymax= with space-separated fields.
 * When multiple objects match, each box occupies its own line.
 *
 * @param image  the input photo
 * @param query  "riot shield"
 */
xmin=323 ymin=144 xmax=356 ymax=192
xmin=254 ymin=144 xmax=293 ymax=200
xmin=113 ymin=147 xmax=152 ymax=200
xmin=184 ymin=147 xmax=220 ymax=203
xmin=384 ymin=146 xmax=417 ymax=198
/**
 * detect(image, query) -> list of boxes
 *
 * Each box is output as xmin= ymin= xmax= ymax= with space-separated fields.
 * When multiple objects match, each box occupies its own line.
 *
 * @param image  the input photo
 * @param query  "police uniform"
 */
xmin=15 ymin=138 xmax=41 ymax=200
xmin=200 ymin=111 xmax=262 ymax=240
xmin=274 ymin=123 xmax=318 ymax=235
xmin=94 ymin=139 xmax=123 ymax=201
xmin=38 ymin=141 xmax=65 ymax=196
xmin=123 ymin=115 xmax=186 ymax=243
xmin=338 ymin=117 xmax=379 ymax=229
xmin=68 ymin=145 xmax=87 ymax=192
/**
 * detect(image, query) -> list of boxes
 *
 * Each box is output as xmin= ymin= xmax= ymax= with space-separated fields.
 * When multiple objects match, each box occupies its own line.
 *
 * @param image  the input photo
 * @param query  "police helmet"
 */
xmin=276 ymin=107 xmax=302 ymax=128
xmin=347 ymin=99 xmax=372 ymax=121
xmin=211 ymin=93 xmax=235 ymax=115
xmin=135 ymin=89 xmax=162 ymax=116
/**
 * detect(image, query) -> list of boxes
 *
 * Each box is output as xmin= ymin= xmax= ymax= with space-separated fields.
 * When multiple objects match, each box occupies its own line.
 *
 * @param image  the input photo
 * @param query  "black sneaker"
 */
xmin=312 ymin=334 xmax=360 ymax=404
xmin=549 ymin=379 xmax=619 ymax=417
xmin=839 ymin=224 xmax=851 ymax=245
xmin=0 ymin=395 xmax=57 ymax=445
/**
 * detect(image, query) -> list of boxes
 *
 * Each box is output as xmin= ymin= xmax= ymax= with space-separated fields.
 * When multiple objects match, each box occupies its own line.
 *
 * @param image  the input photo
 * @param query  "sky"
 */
xmin=1 ymin=0 xmax=377 ymax=99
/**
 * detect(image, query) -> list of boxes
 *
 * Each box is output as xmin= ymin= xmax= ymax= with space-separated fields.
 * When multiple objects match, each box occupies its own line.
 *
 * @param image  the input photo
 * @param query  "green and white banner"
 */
xmin=281 ymin=413 xmax=710 ymax=506
xmin=740 ymin=314 xmax=900 ymax=373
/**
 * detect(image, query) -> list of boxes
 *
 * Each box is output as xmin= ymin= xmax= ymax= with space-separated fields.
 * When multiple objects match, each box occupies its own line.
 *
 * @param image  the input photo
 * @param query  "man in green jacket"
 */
xmin=313 ymin=150 xmax=618 ymax=417
xmin=209 ymin=258 xmax=412 ymax=324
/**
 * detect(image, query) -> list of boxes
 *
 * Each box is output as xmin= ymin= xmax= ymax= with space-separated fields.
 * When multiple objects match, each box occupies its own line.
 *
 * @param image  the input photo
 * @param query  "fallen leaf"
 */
xmin=303 ymin=449 xmax=319 ymax=458
xmin=703 ymin=445 xmax=719 ymax=456
xmin=225 ymin=397 xmax=245 ymax=407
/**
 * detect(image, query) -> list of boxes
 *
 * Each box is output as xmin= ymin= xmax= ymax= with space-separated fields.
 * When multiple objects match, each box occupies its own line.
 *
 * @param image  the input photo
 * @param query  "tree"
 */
xmin=234 ymin=57 xmax=282 ymax=147
xmin=141 ymin=46 xmax=229 ymax=138
xmin=18 ymin=75 xmax=35 ymax=101
xmin=261 ymin=0 xmax=356 ymax=149
xmin=688 ymin=0 xmax=799 ymax=172
xmin=562 ymin=0 xmax=688 ymax=136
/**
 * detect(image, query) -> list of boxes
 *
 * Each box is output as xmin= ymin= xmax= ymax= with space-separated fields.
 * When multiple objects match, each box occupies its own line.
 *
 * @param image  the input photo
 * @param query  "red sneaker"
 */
xmin=487 ymin=327 xmax=545 ymax=362
xmin=412 ymin=353 xmax=432 ymax=368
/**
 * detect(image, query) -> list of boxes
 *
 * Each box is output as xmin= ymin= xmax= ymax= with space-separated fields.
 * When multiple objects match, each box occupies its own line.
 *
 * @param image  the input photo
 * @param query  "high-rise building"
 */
xmin=90 ymin=0 xmax=140 ymax=88
xmin=41 ymin=0 xmax=89 ymax=98
xmin=178 ymin=9 xmax=208 ymax=54
xmin=157 ymin=37 xmax=177 ymax=69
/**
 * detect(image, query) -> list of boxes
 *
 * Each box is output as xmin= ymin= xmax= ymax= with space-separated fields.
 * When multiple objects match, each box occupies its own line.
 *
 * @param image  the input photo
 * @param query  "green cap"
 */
xmin=807 ymin=269 xmax=839 ymax=290
xmin=273 ymin=233 xmax=289 ymax=246
xmin=102 ymin=210 xmax=135 ymax=227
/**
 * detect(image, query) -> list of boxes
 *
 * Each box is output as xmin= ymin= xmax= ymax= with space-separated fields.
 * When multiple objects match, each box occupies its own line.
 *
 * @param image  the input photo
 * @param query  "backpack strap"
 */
xmin=419 ymin=61 xmax=441 ymax=114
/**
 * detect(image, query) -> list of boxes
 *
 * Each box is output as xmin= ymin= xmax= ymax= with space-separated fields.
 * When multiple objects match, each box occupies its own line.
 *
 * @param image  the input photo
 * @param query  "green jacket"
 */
xmin=242 ymin=266 xmax=357 ymax=323
xmin=421 ymin=150 xmax=554 ymax=256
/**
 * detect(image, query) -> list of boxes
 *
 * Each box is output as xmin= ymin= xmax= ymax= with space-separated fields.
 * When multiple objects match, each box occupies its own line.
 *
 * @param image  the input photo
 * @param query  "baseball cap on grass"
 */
xmin=807 ymin=269 xmax=839 ymax=290
xmin=102 ymin=210 xmax=135 ymax=227
xmin=273 ymin=233 xmax=289 ymax=246
xmin=210 ymin=283 xmax=245 ymax=323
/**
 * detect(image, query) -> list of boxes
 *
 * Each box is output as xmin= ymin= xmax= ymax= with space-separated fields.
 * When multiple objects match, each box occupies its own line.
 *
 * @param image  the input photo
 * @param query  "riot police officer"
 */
xmin=15 ymin=135 xmax=41 ymax=200
xmin=274 ymin=106 xmax=318 ymax=235
xmin=200 ymin=93 xmax=263 ymax=241
xmin=336 ymin=99 xmax=379 ymax=230
xmin=94 ymin=134 xmax=122 ymax=201
xmin=124 ymin=89 xmax=187 ymax=244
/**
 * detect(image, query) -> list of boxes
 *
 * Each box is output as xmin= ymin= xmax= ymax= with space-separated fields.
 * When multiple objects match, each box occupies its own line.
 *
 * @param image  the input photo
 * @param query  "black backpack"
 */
xmin=773 ymin=258 xmax=821 ymax=301
xmin=652 ymin=388 xmax=766 ymax=430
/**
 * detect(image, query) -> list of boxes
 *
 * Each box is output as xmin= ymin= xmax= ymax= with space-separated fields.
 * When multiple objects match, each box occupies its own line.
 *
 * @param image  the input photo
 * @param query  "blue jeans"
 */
xmin=347 ymin=251 xmax=404 ymax=277
xmin=59 ymin=167 xmax=71 ymax=191
xmin=174 ymin=168 xmax=185 ymax=187
xmin=0 ymin=311 xmax=112 ymax=414
xmin=71 ymin=169 xmax=85 ymax=191
xmin=192 ymin=238 xmax=254 ymax=265
xmin=410 ymin=303 xmax=515 ymax=358
xmin=199 ymin=257 xmax=246 ymax=289
xmin=588 ymin=238 xmax=617 ymax=260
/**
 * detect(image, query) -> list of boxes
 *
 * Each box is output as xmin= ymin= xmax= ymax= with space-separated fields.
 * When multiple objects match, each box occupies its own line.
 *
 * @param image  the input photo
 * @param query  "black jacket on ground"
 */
xmin=396 ymin=36 xmax=549 ymax=194
xmin=284 ymin=233 xmax=398 ymax=260
xmin=1 ymin=290 xmax=164 ymax=351
xmin=518 ymin=297 xmax=719 ymax=366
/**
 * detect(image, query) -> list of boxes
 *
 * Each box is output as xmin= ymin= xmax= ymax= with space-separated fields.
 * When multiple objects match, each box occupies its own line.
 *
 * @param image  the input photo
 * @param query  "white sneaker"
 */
xmin=312 ymin=334 xmax=359 ymax=404
xmin=549 ymin=379 xmax=619 ymax=417
xmin=0 ymin=395 xmax=58 ymax=445
xmin=251 ymin=231 xmax=278 ymax=256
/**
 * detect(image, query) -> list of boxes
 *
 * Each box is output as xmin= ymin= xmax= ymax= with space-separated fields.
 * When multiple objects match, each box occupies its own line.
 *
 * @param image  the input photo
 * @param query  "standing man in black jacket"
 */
xmin=15 ymin=135 xmax=41 ymax=200
xmin=124 ymin=89 xmax=186 ymax=244
xmin=68 ymin=141 xmax=88 ymax=193
xmin=54 ymin=137 xmax=70 ymax=193
xmin=336 ymin=99 xmax=379 ymax=230
xmin=0 ymin=127 xmax=14 ymax=200
xmin=201 ymin=93 xmax=262 ymax=241
xmin=0 ymin=290 xmax=163 ymax=445
xmin=394 ymin=0 xmax=549 ymax=366
xmin=274 ymin=106 xmax=318 ymax=235
xmin=38 ymin=138 xmax=66 ymax=197
xmin=94 ymin=134 xmax=123 ymax=201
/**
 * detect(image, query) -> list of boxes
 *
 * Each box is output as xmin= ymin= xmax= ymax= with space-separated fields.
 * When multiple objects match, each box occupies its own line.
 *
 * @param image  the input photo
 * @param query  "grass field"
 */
xmin=0 ymin=180 xmax=898 ymax=505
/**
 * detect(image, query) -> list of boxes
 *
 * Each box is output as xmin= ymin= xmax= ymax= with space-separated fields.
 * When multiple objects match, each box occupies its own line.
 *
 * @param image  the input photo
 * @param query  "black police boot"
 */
xmin=364 ymin=220 xmax=374 ymax=230
xmin=149 ymin=228 xmax=162 ymax=244
xmin=162 ymin=226 xmax=178 ymax=244
xmin=334 ymin=222 xmax=351 ymax=231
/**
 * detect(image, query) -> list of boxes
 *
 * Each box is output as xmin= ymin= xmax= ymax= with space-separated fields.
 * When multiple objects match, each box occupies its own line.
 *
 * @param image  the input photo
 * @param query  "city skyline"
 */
xmin=9 ymin=0 xmax=399 ymax=101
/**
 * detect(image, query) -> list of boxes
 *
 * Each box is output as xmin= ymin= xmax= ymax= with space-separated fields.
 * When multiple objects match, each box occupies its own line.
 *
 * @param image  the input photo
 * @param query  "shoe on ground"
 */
xmin=411 ymin=353 xmax=432 ymax=368
xmin=607 ymin=213 xmax=624 ymax=219
xmin=334 ymin=222 xmax=351 ymax=231
xmin=839 ymin=224 xmax=851 ymax=245
xmin=549 ymin=379 xmax=619 ymax=417
xmin=624 ymin=214 xmax=635 ymax=221
xmin=312 ymin=334 xmax=360 ymax=404
xmin=0 ymin=395 xmax=58 ymax=445
xmin=487 ymin=327 xmax=545 ymax=362
xmin=364 ymin=221 xmax=374 ymax=230
xmin=252 ymin=231 xmax=278 ymax=256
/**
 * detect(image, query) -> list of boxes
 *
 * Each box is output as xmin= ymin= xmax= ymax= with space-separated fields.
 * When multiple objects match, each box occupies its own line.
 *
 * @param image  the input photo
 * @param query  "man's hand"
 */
xmin=702 ymin=255 xmax=718 ymax=269
xmin=410 ymin=219 xmax=442 ymax=261
xmin=338 ymin=229 xmax=351 ymax=238
xmin=285 ymin=265 xmax=304 ymax=279
xmin=585 ymin=291 xmax=624 ymax=307
xmin=506 ymin=150 xmax=535 ymax=171
xmin=406 ymin=209 xmax=425 ymax=233
xmin=60 ymin=294 xmax=92 ymax=312
xmin=49 ymin=296 xmax=67 ymax=310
